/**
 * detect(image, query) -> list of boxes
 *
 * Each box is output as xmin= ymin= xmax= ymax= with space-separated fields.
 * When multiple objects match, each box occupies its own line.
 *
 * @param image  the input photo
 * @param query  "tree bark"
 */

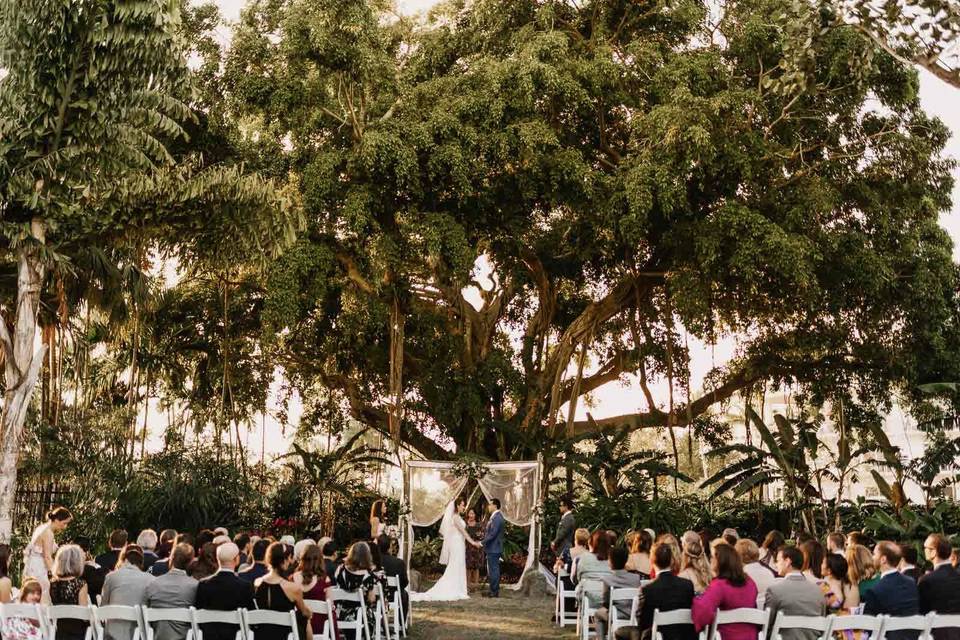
xmin=0 ymin=230 xmax=49 ymax=543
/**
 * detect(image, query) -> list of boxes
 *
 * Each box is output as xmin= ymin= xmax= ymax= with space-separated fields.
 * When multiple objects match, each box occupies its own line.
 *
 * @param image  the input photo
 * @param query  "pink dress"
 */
xmin=692 ymin=577 xmax=760 ymax=640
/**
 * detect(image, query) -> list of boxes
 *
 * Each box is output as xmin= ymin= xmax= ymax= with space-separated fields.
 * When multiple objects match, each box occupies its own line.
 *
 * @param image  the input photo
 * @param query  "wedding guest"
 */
xmin=863 ymin=541 xmax=919 ymax=640
xmin=626 ymin=529 xmax=652 ymax=576
xmin=737 ymin=539 xmax=776 ymax=607
xmin=465 ymin=508 xmax=485 ymax=586
xmin=820 ymin=553 xmax=859 ymax=612
xmin=679 ymin=535 xmax=711 ymax=593
xmin=691 ymin=543 xmax=759 ymax=640
xmin=295 ymin=544 xmax=337 ymax=639
xmin=377 ymin=536 xmax=408 ymax=629
xmin=189 ymin=543 xmax=219 ymax=581
xmin=253 ymin=542 xmax=311 ymax=640
xmin=1 ymin=579 xmax=44 ymax=640
xmin=102 ymin=545 xmax=153 ymax=640
xmin=195 ymin=543 xmax=255 ymax=640
xmin=0 ymin=543 xmax=12 ymax=603
xmin=919 ymin=534 xmax=960 ymax=640
xmin=846 ymin=531 xmax=870 ymax=550
xmin=144 ymin=543 xmax=197 ymax=640
xmin=551 ymin=496 xmax=576 ymax=558
xmin=241 ymin=538 xmax=271 ymax=583
xmin=827 ymin=532 xmax=846 ymax=557
xmin=765 ymin=546 xmax=825 ymax=640
xmin=616 ymin=543 xmax=696 ymax=640
xmin=23 ymin=507 xmax=72 ymax=601
xmin=50 ymin=546 xmax=90 ymax=640
xmin=573 ymin=531 xmax=613 ymax=586
xmin=801 ymin=540 xmax=825 ymax=582
xmin=722 ymin=528 xmax=739 ymax=546
xmin=595 ymin=546 xmax=643 ymax=638
xmin=96 ymin=530 xmax=127 ymax=574
xmin=334 ymin=542 xmax=378 ymax=633
xmin=74 ymin=537 xmax=106 ymax=601
xmin=293 ymin=539 xmax=316 ymax=564
xmin=759 ymin=531 xmax=785 ymax=569
xmin=157 ymin=530 xmax=178 ymax=560
xmin=847 ymin=544 xmax=879 ymax=599
xmin=370 ymin=500 xmax=387 ymax=539
xmin=195 ymin=530 xmax=216 ymax=554
xmin=899 ymin=544 xmax=921 ymax=582
xmin=234 ymin=533 xmax=251 ymax=569
xmin=321 ymin=541 xmax=339 ymax=581
xmin=137 ymin=530 xmax=160 ymax=571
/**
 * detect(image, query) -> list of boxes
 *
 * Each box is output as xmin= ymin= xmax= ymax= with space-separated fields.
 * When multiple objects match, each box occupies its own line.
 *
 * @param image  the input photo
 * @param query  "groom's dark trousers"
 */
xmin=487 ymin=553 xmax=501 ymax=596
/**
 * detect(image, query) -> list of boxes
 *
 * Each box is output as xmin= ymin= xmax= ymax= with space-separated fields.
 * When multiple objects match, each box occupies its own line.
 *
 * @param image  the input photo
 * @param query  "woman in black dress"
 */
xmin=465 ymin=508 xmax=485 ymax=586
xmin=253 ymin=542 xmax=312 ymax=640
xmin=333 ymin=542 xmax=380 ymax=634
xmin=49 ymin=545 xmax=89 ymax=640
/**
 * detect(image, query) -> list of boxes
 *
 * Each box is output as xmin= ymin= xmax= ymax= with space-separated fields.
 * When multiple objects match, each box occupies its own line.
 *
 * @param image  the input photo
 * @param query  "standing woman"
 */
xmin=464 ymin=508 xmax=485 ymax=586
xmin=369 ymin=501 xmax=387 ymax=540
xmin=0 ymin=543 xmax=12 ymax=603
xmin=23 ymin=506 xmax=72 ymax=602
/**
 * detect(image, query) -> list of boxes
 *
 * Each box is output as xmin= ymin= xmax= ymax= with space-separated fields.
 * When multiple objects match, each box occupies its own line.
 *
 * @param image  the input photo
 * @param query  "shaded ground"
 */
xmin=408 ymin=585 xmax=575 ymax=640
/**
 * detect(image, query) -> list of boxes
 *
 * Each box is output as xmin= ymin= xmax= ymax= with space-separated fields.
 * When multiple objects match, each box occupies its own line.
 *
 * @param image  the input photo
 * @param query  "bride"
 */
xmin=410 ymin=498 xmax=481 ymax=601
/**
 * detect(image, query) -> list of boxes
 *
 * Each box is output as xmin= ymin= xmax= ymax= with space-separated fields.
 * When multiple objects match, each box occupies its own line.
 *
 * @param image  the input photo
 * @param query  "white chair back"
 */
xmin=241 ymin=609 xmax=300 ymax=640
xmin=878 ymin=615 xmax=931 ymax=640
xmin=607 ymin=588 xmax=641 ymax=640
xmin=577 ymin=580 xmax=605 ymax=640
xmin=93 ymin=605 xmax=146 ymax=640
xmin=193 ymin=609 xmax=246 ymax=640
xmin=328 ymin=588 xmax=370 ymax=640
xmin=45 ymin=605 xmax=96 ymax=640
xmin=930 ymin=614 xmax=960 ymax=638
xmin=555 ymin=572 xmax=578 ymax=628
xmin=1 ymin=603 xmax=47 ymax=638
xmin=710 ymin=607 xmax=770 ymax=640
xmin=830 ymin=614 xmax=885 ymax=638
xmin=142 ymin=606 xmax=196 ymax=640
xmin=651 ymin=608 xmax=700 ymax=640
xmin=770 ymin=613 xmax=834 ymax=640
xmin=303 ymin=599 xmax=333 ymax=640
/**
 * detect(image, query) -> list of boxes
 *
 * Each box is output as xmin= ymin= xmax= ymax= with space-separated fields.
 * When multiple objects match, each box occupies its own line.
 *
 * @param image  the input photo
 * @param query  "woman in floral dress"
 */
xmin=465 ymin=508 xmax=485 ymax=587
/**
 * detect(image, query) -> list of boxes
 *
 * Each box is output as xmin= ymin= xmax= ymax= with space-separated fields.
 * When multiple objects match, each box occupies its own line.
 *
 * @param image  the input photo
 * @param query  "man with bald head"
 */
xmin=195 ymin=543 xmax=255 ymax=640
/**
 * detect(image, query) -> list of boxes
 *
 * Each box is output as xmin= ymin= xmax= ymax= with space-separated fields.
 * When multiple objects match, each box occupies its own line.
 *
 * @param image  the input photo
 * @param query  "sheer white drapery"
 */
xmin=400 ymin=459 xmax=542 ymax=591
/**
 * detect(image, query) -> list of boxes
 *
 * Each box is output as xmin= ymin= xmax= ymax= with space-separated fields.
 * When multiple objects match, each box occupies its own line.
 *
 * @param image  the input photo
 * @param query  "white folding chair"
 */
xmin=830 ymin=614 xmax=885 ymax=640
xmin=193 ymin=609 xmax=246 ymax=640
xmin=555 ymin=570 xmax=578 ymax=628
xmin=930 ymin=614 xmax=960 ymax=640
xmin=651 ymin=608 xmax=704 ymax=640
xmin=142 ymin=606 xmax=197 ymax=640
xmin=607 ymin=587 xmax=640 ymax=640
xmin=328 ymin=588 xmax=370 ymax=640
xmin=373 ymin=583 xmax=390 ymax=640
xmin=1 ymin=603 xmax=47 ymax=638
xmin=384 ymin=576 xmax=406 ymax=639
xmin=303 ymin=599 xmax=333 ymax=640
xmin=709 ymin=608 xmax=770 ymax=640
xmin=93 ymin=605 xmax=147 ymax=640
xmin=770 ymin=613 xmax=835 ymax=640
xmin=241 ymin=609 xmax=300 ymax=640
xmin=878 ymin=615 xmax=931 ymax=640
xmin=577 ymin=579 xmax=604 ymax=640
xmin=45 ymin=604 xmax=96 ymax=640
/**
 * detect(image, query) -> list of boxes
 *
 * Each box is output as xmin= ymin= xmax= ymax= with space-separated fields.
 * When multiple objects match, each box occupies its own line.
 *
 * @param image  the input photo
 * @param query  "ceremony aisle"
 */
xmin=409 ymin=590 xmax=571 ymax=639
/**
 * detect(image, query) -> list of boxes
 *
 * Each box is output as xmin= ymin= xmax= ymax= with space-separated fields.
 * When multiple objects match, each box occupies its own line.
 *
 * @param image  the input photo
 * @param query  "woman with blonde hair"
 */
xmin=679 ymin=531 xmax=712 ymax=593
xmin=626 ymin=529 xmax=653 ymax=576
xmin=846 ymin=544 xmax=879 ymax=599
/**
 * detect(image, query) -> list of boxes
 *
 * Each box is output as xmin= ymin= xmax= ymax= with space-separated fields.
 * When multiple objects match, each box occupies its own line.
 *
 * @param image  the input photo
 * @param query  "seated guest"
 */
xmin=102 ymin=545 xmax=154 ymax=640
xmin=691 ymin=543 xmax=758 ymax=640
xmin=188 ymin=543 xmax=219 ymax=581
xmin=573 ymin=531 xmax=614 ymax=588
xmin=156 ymin=530 xmax=178 ymax=561
xmin=595 ymin=546 xmax=643 ymax=638
xmin=863 ymin=541 xmax=920 ymax=640
xmin=144 ymin=543 xmax=198 ymax=640
xmin=241 ymin=539 xmax=271 ymax=583
xmin=626 ymin=529 xmax=653 ymax=577
xmin=800 ymin=540 xmax=825 ymax=582
xmin=137 ymin=530 xmax=160 ymax=571
xmin=847 ymin=543 xmax=879 ymax=599
xmin=50 ymin=546 xmax=90 ymax=640
xmin=377 ymin=535 xmax=408 ymax=628
xmin=679 ymin=534 xmax=711 ymax=594
xmin=847 ymin=531 xmax=871 ymax=550
xmin=234 ymin=533 xmax=251 ymax=569
xmin=95 ymin=530 xmax=127 ymax=574
xmin=736 ymin=539 xmax=775 ymax=607
xmin=320 ymin=541 xmax=339 ymax=582
xmin=616 ymin=542 xmax=696 ymax=640
xmin=334 ymin=542 xmax=378 ymax=634
xmin=293 ymin=539 xmax=316 ymax=565
xmin=765 ymin=546 xmax=825 ymax=640
xmin=294 ymin=544 xmax=338 ymax=639
xmin=920 ymin=534 xmax=960 ymax=640
xmin=899 ymin=544 xmax=921 ymax=582
xmin=826 ymin=532 xmax=846 ymax=557
xmin=253 ymin=543 xmax=311 ymax=640
xmin=195 ymin=543 xmax=255 ymax=640
xmin=721 ymin=529 xmax=739 ymax=546
xmin=2 ymin=579 xmax=44 ymax=640
xmin=759 ymin=531 xmax=785 ymax=570
xmin=74 ymin=537 xmax=106 ymax=602
xmin=820 ymin=553 xmax=859 ymax=612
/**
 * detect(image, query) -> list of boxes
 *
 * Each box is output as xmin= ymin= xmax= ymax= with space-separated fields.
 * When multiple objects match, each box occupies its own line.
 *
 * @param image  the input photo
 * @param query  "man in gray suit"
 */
xmin=102 ymin=545 xmax=155 ymax=640
xmin=144 ymin=543 xmax=198 ymax=640
xmin=766 ymin=546 xmax=826 ymax=640
xmin=596 ymin=547 xmax=644 ymax=639
xmin=551 ymin=496 xmax=576 ymax=558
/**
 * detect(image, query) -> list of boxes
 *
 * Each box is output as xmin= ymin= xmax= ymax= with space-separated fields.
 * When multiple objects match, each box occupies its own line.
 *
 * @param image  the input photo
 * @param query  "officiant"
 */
xmin=551 ymin=496 xmax=576 ymax=561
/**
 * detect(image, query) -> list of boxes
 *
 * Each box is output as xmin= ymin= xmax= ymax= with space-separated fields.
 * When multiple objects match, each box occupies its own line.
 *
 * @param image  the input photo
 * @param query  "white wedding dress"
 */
xmin=410 ymin=500 xmax=470 ymax=601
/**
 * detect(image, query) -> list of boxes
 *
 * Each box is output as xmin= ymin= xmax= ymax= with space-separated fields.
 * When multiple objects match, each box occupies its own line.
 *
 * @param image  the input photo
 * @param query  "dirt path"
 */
xmin=408 ymin=587 xmax=576 ymax=640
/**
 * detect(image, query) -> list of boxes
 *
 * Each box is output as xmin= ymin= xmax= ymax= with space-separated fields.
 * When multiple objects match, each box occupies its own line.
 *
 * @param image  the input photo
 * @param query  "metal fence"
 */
xmin=13 ymin=481 xmax=72 ymax=533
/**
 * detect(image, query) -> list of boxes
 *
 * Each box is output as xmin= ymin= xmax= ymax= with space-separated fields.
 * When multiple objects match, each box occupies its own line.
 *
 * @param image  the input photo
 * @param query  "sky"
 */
xmin=176 ymin=0 xmax=960 ymax=459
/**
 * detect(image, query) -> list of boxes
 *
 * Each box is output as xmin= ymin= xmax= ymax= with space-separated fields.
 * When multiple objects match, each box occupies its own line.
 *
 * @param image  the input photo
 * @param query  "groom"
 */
xmin=482 ymin=498 xmax=505 ymax=597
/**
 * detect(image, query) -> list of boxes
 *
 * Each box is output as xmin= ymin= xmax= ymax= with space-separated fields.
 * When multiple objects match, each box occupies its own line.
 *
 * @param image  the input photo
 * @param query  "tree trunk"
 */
xmin=0 ymin=228 xmax=49 ymax=543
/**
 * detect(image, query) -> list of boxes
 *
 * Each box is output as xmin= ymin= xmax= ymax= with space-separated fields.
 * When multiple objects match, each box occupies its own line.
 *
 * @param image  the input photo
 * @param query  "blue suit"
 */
xmin=864 ymin=571 xmax=920 ymax=640
xmin=483 ymin=510 xmax=505 ymax=595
